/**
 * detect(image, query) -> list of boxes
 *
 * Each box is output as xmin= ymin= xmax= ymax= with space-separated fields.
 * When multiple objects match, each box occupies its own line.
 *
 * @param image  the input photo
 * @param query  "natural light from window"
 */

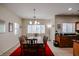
xmin=62 ymin=23 xmax=75 ymax=33
xmin=0 ymin=21 xmax=5 ymax=33
xmin=27 ymin=25 xmax=45 ymax=33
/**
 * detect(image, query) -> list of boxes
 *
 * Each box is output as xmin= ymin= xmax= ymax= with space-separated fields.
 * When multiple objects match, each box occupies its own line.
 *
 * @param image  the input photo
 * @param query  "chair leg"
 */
xmin=21 ymin=48 xmax=24 ymax=56
xmin=21 ymin=49 xmax=22 ymax=55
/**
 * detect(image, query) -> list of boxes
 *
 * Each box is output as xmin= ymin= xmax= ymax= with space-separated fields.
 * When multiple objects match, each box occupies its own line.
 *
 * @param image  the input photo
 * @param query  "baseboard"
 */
xmin=1 ymin=42 xmax=20 ymax=56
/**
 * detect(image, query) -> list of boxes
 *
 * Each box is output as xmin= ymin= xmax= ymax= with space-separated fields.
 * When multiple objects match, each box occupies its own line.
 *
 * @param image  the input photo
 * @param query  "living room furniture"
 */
xmin=55 ymin=33 xmax=76 ymax=47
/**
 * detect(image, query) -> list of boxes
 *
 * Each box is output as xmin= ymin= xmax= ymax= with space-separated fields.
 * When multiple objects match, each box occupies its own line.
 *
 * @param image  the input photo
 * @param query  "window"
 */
xmin=14 ymin=23 xmax=20 ymax=35
xmin=62 ymin=23 xmax=75 ymax=33
xmin=0 ymin=21 xmax=5 ymax=33
xmin=27 ymin=25 xmax=45 ymax=33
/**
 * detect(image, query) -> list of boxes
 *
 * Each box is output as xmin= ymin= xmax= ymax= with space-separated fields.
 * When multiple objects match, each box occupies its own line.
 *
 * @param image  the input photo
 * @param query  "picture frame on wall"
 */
xmin=75 ymin=22 xmax=79 ymax=33
xmin=8 ymin=22 xmax=13 ymax=32
xmin=57 ymin=24 xmax=61 ymax=29
xmin=76 ymin=22 xmax=79 ymax=30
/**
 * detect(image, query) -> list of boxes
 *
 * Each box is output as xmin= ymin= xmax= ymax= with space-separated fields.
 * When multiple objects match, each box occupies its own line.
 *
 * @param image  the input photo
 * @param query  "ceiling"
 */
xmin=2 ymin=3 xmax=79 ymax=20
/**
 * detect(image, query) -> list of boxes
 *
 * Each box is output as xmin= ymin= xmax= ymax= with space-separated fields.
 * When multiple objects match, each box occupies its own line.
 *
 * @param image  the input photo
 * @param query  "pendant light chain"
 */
xmin=29 ymin=8 xmax=40 ymax=24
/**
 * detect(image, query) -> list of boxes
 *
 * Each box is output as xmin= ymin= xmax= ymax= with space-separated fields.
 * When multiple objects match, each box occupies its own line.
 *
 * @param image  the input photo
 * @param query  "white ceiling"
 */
xmin=2 ymin=3 xmax=79 ymax=20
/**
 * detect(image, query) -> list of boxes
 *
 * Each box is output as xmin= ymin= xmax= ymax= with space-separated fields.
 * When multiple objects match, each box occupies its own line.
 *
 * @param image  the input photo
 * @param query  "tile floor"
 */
xmin=47 ymin=41 xmax=73 ymax=56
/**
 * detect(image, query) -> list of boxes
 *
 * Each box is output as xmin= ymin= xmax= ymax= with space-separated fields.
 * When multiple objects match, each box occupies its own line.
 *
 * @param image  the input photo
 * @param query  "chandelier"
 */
xmin=29 ymin=8 xmax=40 ymax=24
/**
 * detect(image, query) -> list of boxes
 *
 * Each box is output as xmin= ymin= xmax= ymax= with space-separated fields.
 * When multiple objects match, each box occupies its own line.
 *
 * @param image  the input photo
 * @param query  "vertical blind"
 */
xmin=62 ymin=23 xmax=75 ymax=33
xmin=27 ymin=25 xmax=45 ymax=33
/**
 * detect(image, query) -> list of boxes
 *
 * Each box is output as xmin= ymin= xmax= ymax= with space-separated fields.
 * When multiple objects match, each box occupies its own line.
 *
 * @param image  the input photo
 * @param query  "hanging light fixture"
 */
xmin=29 ymin=8 xmax=40 ymax=24
xmin=33 ymin=8 xmax=38 ymax=24
xmin=29 ymin=8 xmax=35 ymax=24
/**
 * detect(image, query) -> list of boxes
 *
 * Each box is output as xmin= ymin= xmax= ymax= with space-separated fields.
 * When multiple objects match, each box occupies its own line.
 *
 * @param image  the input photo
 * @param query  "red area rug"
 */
xmin=10 ymin=42 xmax=54 ymax=56
xmin=45 ymin=43 xmax=54 ymax=56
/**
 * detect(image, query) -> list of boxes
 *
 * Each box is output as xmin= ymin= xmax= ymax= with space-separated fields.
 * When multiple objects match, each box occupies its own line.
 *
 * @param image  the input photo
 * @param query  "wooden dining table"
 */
xmin=21 ymin=37 xmax=45 ymax=56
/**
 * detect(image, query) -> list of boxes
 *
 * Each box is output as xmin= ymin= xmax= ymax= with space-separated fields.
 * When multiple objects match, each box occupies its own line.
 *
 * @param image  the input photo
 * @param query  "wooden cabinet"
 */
xmin=73 ymin=40 xmax=79 ymax=56
xmin=55 ymin=34 xmax=60 ymax=44
xmin=55 ymin=34 xmax=75 ymax=48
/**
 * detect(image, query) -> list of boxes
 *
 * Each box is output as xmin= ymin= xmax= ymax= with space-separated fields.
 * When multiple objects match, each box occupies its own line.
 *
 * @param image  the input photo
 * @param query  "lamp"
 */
xmin=47 ymin=24 xmax=52 ymax=28
xmin=29 ymin=8 xmax=40 ymax=24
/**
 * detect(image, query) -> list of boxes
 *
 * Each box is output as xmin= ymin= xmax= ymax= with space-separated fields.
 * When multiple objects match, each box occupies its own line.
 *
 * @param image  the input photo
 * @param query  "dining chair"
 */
xmin=32 ymin=39 xmax=37 ymax=44
xmin=19 ymin=35 xmax=26 ymax=55
xmin=26 ymin=39 xmax=31 ymax=44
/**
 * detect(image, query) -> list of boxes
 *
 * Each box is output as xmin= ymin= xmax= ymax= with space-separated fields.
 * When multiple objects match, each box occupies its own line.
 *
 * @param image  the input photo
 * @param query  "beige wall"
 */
xmin=50 ymin=16 xmax=55 ymax=41
xmin=55 ymin=15 xmax=79 ymax=33
xmin=21 ymin=19 xmax=49 ymax=36
xmin=21 ymin=18 xmax=55 ymax=42
xmin=0 ymin=5 xmax=21 ymax=55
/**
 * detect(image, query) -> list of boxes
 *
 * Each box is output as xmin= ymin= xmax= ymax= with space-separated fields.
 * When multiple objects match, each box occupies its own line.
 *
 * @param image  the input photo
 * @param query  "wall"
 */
xmin=21 ymin=18 xmax=55 ymax=42
xmin=0 ymin=5 xmax=21 ymax=55
xmin=21 ymin=19 xmax=51 ymax=41
xmin=55 ymin=15 xmax=79 ymax=33
xmin=50 ymin=16 xmax=55 ymax=41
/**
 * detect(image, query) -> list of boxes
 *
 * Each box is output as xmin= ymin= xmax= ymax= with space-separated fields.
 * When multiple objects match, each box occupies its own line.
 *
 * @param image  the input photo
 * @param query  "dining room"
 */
xmin=1 ymin=3 xmax=79 ymax=56
xmin=11 ymin=15 xmax=54 ymax=56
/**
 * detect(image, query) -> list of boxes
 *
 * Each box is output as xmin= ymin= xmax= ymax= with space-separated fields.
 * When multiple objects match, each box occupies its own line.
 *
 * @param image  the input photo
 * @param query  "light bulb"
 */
xmin=38 ymin=22 xmax=40 ymax=24
xmin=34 ymin=21 xmax=37 ymax=24
xmin=29 ymin=21 xmax=32 ymax=24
